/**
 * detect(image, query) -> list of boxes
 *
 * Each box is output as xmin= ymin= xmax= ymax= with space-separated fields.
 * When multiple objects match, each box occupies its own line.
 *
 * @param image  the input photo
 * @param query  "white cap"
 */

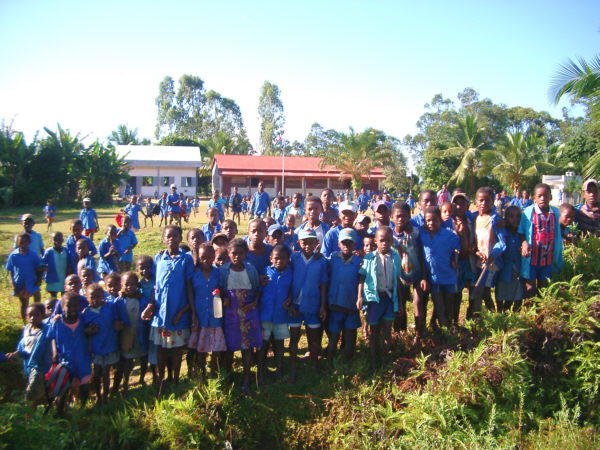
xmin=82 ymin=197 xmax=91 ymax=203
xmin=170 ymin=184 xmax=177 ymax=189
xmin=339 ymin=200 xmax=358 ymax=213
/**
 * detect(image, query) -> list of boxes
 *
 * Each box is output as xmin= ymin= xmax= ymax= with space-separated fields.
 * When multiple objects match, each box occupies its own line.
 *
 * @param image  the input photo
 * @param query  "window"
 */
xmin=161 ymin=177 xmax=170 ymax=186
xmin=182 ymin=177 xmax=193 ymax=187
xmin=142 ymin=176 xmax=153 ymax=186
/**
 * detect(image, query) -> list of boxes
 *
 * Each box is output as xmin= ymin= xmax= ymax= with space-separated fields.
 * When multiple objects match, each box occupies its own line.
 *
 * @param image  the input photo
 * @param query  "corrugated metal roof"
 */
xmin=117 ymin=145 xmax=203 ymax=165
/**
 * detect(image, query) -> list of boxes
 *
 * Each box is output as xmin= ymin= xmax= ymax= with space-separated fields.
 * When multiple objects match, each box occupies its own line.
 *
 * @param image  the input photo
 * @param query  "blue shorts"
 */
xmin=527 ymin=264 xmax=552 ymax=281
xmin=430 ymin=283 xmax=458 ymax=294
xmin=367 ymin=293 xmax=395 ymax=325
xmin=328 ymin=309 xmax=361 ymax=333
xmin=457 ymin=259 xmax=476 ymax=291
xmin=288 ymin=311 xmax=321 ymax=328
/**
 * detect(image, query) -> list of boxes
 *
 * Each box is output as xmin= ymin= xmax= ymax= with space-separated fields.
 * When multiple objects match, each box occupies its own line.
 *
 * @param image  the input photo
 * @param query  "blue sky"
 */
xmin=0 ymin=0 xmax=598 ymax=151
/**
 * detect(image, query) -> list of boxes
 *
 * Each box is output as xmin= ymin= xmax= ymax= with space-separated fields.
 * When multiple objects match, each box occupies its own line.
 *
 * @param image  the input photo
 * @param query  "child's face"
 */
xmin=121 ymin=274 xmax=138 ymax=297
xmin=298 ymin=238 xmax=319 ymax=256
xmin=137 ymin=260 xmax=153 ymax=280
xmin=197 ymin=247 xmax=215 ymax=271
xmin=223 ymin=222 xmax=237 ymax=240
xmin=375 ymin=230 xmax=393 ymax=254
xmin=163 ymin=228 xmax=182 ymax=251
xmin=441 ymin=204 xmax=453 ymax=222
xmin=83 ymin=201 xmax=91 ymax=209
xmin=26 ymin=306 xmax=43 ymax=327
xmin=534 ymin=187 xmax=551 ymax=211
xmin=305 ymin=201 xmax=322 ymax=222
xmin=52 ymin=232 xmax=64 ymax=248
xmin=420 ymin=193 xmax=437 ymax=210
xmin=424 ymin=212 xmax=441 ymax=234
xmin=122 ymin=216 xmax=131 ymax=230
xmin=71 ymin=223 xmax=83 ymax=237
xmin=188 ymin=230 xmax=205 ymax=249
xmin=475 ymin=192 xmax=493 ymax=215
xmin=270 ymin=248 xmax=290 ymax=272
xmin=452 ymin=198 xmax=469 ymax=217
xmin=76 ymin=241 xmax=89 ymax=258
xmin=339 ymin=210 xmax=356 ymax=228
xmin=17 ymin=236 xmax=30 ymax=252
xmin=363 ymin=238 xmax=377 ymax=253
xmin=212 ymin=237 xmax=228 ymax=251
xmin=131 ymin=197 xmax=137 ymax=205
xmin=106 ymin=278 xmax=121 ymax=297
xmin=207 ymin=209 xmax=219 ymax=224
xmin=22 ymin=218 xmax=34 ymax=233
xmin=392 ymin=209 xmax=410 ymax=231
xmin=268 ymin=231 xmax=284 ymax=246
xmin=276 ymin=198 xmax=284 ymax=209
xmin=339 ymin=240 xmax=356 ymax=256
xmin=321 ymin=191 xmax=333 ymax=207
xmin=354 ymin=220 xmax=368 ymax=234
xmin=229 ymin=247 xmax=247 ymax=267
xmin=560 ymin=209 xmax=575 ymax=226
xmin=106 ymin=227 xmax=116 ymax=240
xmin=64 ymin=275 xmax=81 ymax=293
xmin=285 ymin=215 xmax=295 ymax=228
xmin=293 ymin=195 xmax=301 ymax=206
xmin=64 ymin=297 xmax=79 ymax=320
xmin=522 ymin=190 xmax=529 ymax=199
xmin=374 ymin=208 xmax=390 ymax=224
xmin=215 ymin=251 xmax=229 ymax=267
xmin=44 ymin=299 xmax=56 ymax=317
xmin=87 ymin=287 xmax=104 ymax=308
xmin=80 ymin=269 xmax=94 ymax=286
xmin=248 ymin=222 xmax=266 ymax=244
xmin=506 ymin=208 xmax=522 ymax=229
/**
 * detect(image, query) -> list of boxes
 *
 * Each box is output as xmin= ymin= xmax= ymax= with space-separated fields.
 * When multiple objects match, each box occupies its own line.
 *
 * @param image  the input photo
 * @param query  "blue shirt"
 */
xmin=167 ymin=192 xmax=181 ymax=213
xmin=43 ymin=205 xmax=56 ymax=219
xmin=260 ymin=265 xmax=293 ymax=323
xmin=245 ymin=244 xmax=273 ymax=274
xmin=272 ymin=207 xmax=286 ymax=225
xmin=79 ymin=208 xmax=98 ymax=230
xmin=367 ymin=221 xmax=395 ymax=235
xmin=498 ymin=229 xmax=521 ymax=283
xmin=158 ymin=198 xmax=168 ymax=215
xmin=16 ymin=323 xmax=52 ymax=376
xmin=191 ymin=267 xmax=222 ymax=328
xmin=252 ymin=191 xmax=270 ymax=215
xmin=327 ymin=252 xmax=361 ymax=311
xmin=291 ymin=252 xmax=328 ymax=314
xmin=87 ymin=301 xmax=127 ymax=356
xmin=116 ymin=229 xmax=138 ymax=263
xmin=65 ymin=234 xmax=97 ymax=271
xmin=42 ymin=246 xmax=70 ymax=284
xmin=321 ymin=225 xmax=363 ymax=257
xmin=419 ymin=228 xmax=461 ymax=285
xmin=47 ymin=314 xmax=93 ymax=379
xmin=208 ymin=199 xmax=224 ymax=222
xmin=152 ymin=249 xmax=194 ymax=330
xmin=14 ymin=230 xmax=44 ymax=256
xmin=410 ymin=213 xmax=425 ymax=229
xmin=357 ymin=194 xmax=369 ymax=211
xmin=125 ymin=203 xmax=143 ymax=229
xmin=5 ymin=249 xmax=42 ymax=294
xmin=201 ymin=223 xmax=222 ymax=242
xmin=97 ymin=238 xmax=122 ymax=275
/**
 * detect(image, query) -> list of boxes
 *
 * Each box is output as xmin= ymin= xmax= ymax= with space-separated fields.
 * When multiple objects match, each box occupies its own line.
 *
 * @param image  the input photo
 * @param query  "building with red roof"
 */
xmin=211 ymin=154 xmax=384 ymax=197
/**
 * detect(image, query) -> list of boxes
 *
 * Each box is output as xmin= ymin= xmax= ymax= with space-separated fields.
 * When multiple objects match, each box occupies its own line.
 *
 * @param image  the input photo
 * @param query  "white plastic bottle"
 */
xmin=213 ymin=289 xmax=223 ymax=318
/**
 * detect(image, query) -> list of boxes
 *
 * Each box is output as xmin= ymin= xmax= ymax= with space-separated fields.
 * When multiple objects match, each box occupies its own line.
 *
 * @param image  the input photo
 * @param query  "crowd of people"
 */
xmin=3 ymin=177 xmax=599 ymax=412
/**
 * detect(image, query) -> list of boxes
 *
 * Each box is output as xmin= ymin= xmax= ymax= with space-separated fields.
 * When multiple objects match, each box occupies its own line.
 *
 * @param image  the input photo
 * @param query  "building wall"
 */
xmin=122 ymin=165 xmax=198 ymax=198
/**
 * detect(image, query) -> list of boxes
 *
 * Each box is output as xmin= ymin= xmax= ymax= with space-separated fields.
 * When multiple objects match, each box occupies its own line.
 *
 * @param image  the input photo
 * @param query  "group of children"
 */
xmin=3 ymin=181 xmax=584 ymax=411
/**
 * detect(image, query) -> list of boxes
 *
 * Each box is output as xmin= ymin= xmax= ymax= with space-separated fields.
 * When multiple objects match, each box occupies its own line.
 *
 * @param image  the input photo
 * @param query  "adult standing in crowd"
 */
xmin=167 ymin=184 xmax=182 ymax=226
xmin=250 ymin=181 xmax=271 ymax=219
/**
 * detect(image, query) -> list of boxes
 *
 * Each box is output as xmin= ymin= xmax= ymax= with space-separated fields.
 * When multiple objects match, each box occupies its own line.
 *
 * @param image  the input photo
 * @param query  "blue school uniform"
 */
xmin=42 ymin=246 xmax=70 ymax=285
xmin=52 ymin=295 xmax=89 ymax=317
xmin=79 ymin=208 xmax=98 ymax=231
xmin=245 ymin=244 xmax=273 ymax=274
xmin=43 ymin=205 xmax=56 ymax=219
xmin=191 ymin=267 xmax=222 ymax=328
xmin=139 ymin=277 xmax=157 ymax=364
xmin=5 ymin=249 xmax=42 ymax=295
xmin=367 ymin=220 xmax=395 ymax=235
xmin=97 ymin=238 xmax=122 ymax=275
xmin=260 ymin=265 xmax=293 ymax=324
xmin=410 ymin=213 xmax=425 ymax=229
xmin=208 ymin=199 xmax=224 ymax=222
xmin=116 ymin=228 xmax=138 ymax=264
xmin=159 ymin=198 xmax=168 ymax=217
xmin=14 ymin=230 xmax=44 ymax=256
xmin=48 ymin=314 xmax=93 ymax=380
xmin=201 ymin=223 xmax=222 ymax=242
xmin=167 ymin=192 xmax=181 ymax=213
xmin=241 ymin=201 xmax=248 ymax=212
xmin=419 ymin=228 xmax=461 ymax=286
xmin=15 ymin=323 xmax=52 ymax=376
xmin=357 ymin=194 xmax=369 ymax=211
xmin=290 ymin=251 xmax=328 ymax=315
xmin=327 ymin=252 xmax=361 ymax=310
xmin=125 ymin=203 xmax=143 ymax=229
xmin=321 ymin=225 xmax=364 ymax=257
xmin=65 ymin=234 xmax=97 ymax=270
xmin=441 ymin=217 xmax=454 ymax=232
xmin=87 ymin=301 xmax=128 ymax=357
xmin=252 ymin=191 xmax=271 ymax=216
xmin=498 ymin=229 xmax=521 ymax=283
xmin=272 ymin=207 xmax=286 ymax=226
xmin=152 ymin=249 xmax=194 ymax=331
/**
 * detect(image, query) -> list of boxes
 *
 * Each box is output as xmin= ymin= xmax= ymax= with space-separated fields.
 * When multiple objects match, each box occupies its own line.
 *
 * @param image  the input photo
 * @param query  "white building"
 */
xmin=542 ymin=172 xmax=582 ymax=205
xmin=116 ymin=145 xmax=202 ymax=199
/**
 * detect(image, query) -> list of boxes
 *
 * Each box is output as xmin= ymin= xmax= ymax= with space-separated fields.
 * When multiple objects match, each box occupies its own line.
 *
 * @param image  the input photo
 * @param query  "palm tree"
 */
xmin=481 ymin=131 xmax=555 ymax=191
xmin=108 ymin=124 xmax=140 ymax=147
xmin=320 ymin=127 xmax=394 ymax=190
xmin=552 ymin=55 xmax=600 ymax=178
xmin=0 ymin=131 xmax=34 ymax=205
xmin=445 ymin=114 xmax=488 ymax=194
xmin=199 ymin=131 xmax=251 ymax=177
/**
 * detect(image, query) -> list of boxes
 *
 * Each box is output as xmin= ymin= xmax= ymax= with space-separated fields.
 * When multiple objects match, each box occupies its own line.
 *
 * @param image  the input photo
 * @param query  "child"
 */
xmin=320 ymin=188 xmax=340 ymax=227
xmin=142 ymin=225 xmax=194 ymax=391
xmin=362 ymin=234 xmax=377 ymax=256
xmin=559 ymin=203 xmax=577 ymax=244
xmin=75 ymin=239 xmax=97 ymax=281
xmin=353 ymin=214 xmax=372 ymax=238
xmin=97 ymin=225 xmax=122 ymax=278
xmin=104 ymin=272 xmax=122 ymax=301
xmin=357 ymin=227 xmax=401 ymax=371
xmin=519 ymin=183 xmax=563 ymax=299
xmin=202 ymin=208 xmax=222 ymax=242
xmin=241 ymin=196 xmax=249 ymax=220
xmin=167 ymin=184 xmax=182 ymax=227
xmin=258 ymin=244 xmax=293 ymax=383
xmin=6 ymin=303 xmax=52 ymax=405
xmin=496 ymin=206 xmax=524 ymax=312
xmin=219 ymin=192 xmax=229 ymax=219
xmin=267 ymin=224 xmax=285 ymax=247
xmin=440 ymin=202 xmax=454 ymax=231
xmin=44 ymin=297 xmax=58 ymax=320
xmin=66 ymin=219 xmax=98 ymax=271
xmin=43 ymin=231 xmax=72 ymax=299
xmin=136 ymin=255 xmax=158 ymax=384
xmin=219 ymin=239 xmax=262 ymax=394
xmin=222 ymin=219 xmax=238 ymax=241
xmin=116 ymin=215 xmax=138 ymax=273
xmin=125 ymin=196 xmax=144 ymax=232
xmin=321 ymin=201 xmax=359 ymax=257
xmin=187 ymin=228 xmax=205 ymax=262
xmin=406 ymin=193 xmax=416 ymax=214
xmin=289 ymin=229 xmax=328 ymax=382
xmin=47 ymin=292 xmax=97 ymax=412
xmin=390 ymin=202 xmax=424 ymax=340
xmin=158 ymin=192 xmax=169 ymax=228
xmin=326 ymin=228 xmax=362 ymax=368
xmin=419 ymin=207 xmax=461 ymax=330
xmin=16 ymin=214 xmax=44 ymax=257
xmin=86 ymin=283 xmax=125 ymax=406
xmin=6 ymin=232 xmax=44 ymax=319
xmin=410 ymin=190 xmax=437 ymax=229
xmin=282 ymin=214 xmax=297 ymax=249
xmin=468 ymin=187 xmax=506 ymax=318
xmin=295 ymin=195 xmax=329 ymax=246
xmin=208 ymin=191 xmax=224 ymax=223
xmin=188 ymin=244 xmax=226 ymax=377
xmin=214 ymin=248 xmax=230 ymax=267
xmin=43 ymin=200 xmax=56 ymax=232
xmin=368 ymin=202 xmax=393 ymax=234
xmin=246 ymin=219 xmax=273 ymax=274
xmin=230 ymin=187 xmax=243 ymax=225
xmin=144 ymin=198 xmax=154 ymax=228
xmin=52 ymin=274 xmax=88 ymax=316
xmin=285 ymin=193 xmax=304 ymax=226
xmin=212 ymin=233 xmax=230 ymax=252
xmin=80 ymin=197 xmax=100 ymax=240
xmin=263 ymin=216 xmax=276 ymax=229
xmin=272 ymin=196 xmax=286 ymax=226
xmin=114 ymin=272 xmax=150 ymax=394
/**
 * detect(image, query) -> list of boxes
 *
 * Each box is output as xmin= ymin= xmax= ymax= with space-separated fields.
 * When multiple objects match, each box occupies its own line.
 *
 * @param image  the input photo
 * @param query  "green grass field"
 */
xmin=0 ymin=202 xmax=599 ymax=448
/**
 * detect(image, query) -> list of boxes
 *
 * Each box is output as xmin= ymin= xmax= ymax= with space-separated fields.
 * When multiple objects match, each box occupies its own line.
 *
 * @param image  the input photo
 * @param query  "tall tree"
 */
xmin=108 ymin=124 xmax=142 ymax=147
xmin=0 ymin=131 xmax=34 ymax=205
xmin=304 ymin=122 xmax=340 ymax=156
xmin=258 ymin=81 xmax=285 ymax=154
xmin=198 ymin=130 xmax=251 ymax=176
xmin=320 ymin=127 xmax=393 ymax=190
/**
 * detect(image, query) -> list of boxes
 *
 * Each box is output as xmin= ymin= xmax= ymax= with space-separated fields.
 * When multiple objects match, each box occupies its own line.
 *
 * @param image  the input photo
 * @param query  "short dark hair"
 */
xmin=475 ymin=186 xmax=494 ymax=199
xmin=228 ymin=238 xmax=248 ymax=252
xmin=163 ymin=225 xmax=182 ymax=238
xmin=504 ymin=205 xmax=521 ymax=219
xmin=534 ymin=183 xmax=551 ymax=196
xmin=424 ymin=206 xmax=441 ymax=217
xmin=559 ymin=203 xmax=575 ymax=213
xmin=272 ymin=244 xmax=290 ymax=258
xmin=375 ymin=225 xmax=393 ymax=239
xmin=305 ymin=195 xmax=322 ymax=206
xmin=391 ymin=201 xmax=411 ymax=214
xmin=27 ymin=302 xmax=45 ymax=316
